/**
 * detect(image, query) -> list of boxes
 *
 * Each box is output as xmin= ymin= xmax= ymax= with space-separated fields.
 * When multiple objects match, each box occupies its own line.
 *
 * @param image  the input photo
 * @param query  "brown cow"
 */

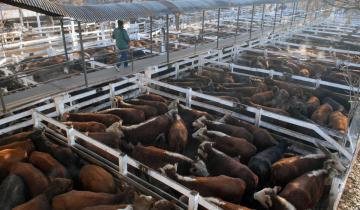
xmin=161 ymin=164 xmax=246 ymax=203
xmin=192 ymin=127 xmax=256 ymax=162
xmin=328 ymin=111 xmax=348 ymax=133
xmin=98 ymin=108 xmax=145 ymax=125
xmin=255 ymin=159 xmax=346 ymax=210
xmin=79 ymin=164 xmax=116 ymax=193
xmin=13 ymin=194 xmax=50 ymax=210
xmin=306 ymin=96 xmax=320 ymax=116
xmin=271 ymin=154 xmax=327 ymax=186
xmin=132 ymin=144 xmax=194 ymax=171
xmin=150 ymin=200 xmax=177 ymax=210
xmin=175 ymin=102 xmax=214 ymax=129
xmin=311 ymin=103 xmax=333 ymax=125
xmin=115 ymin=96 xmax=158 ymax=119
xmin=10 ymin=162 xmax=49 ymax=197
xmin=196 ymin=142 xmax=258 ymax=191
xmin=299 ymin=68 xmax=310 ymax=77
xmin=52 ymin=188 xmax=135 ymax=210
xmin=85 ymin=132 xmax=122 ymax=149
xmin=0 ymin=149 xmax=28 ymax=179
xmin=76 ymin=138 xmax=118 ymax=164
xmin=29 ymin=151 xmax=68 ymax=178
xmin=251 ymin=90 xmax=275 ymax=106
xmin=220 ymin=115 xmax=278 ymax=150
xmin=0 ymin=140 xmax=35 ymax=154
xmin=137 ymin=93 xmax=168 ymax=103
xmin=168 ymin=114 xmax=188 ymax=153
xmin=205 ymin=197 xmax=254 ymax=210
xmin=62 ymin=113 xmax=122 ymax=127
xmin=107 ymin=112 xmax=173 ymax=145
xmin=80 ymin=204 xmax=132 ymax=210
xmin=0 ymin=131 xmax=34 ymax=146
xmin=193 ymin=116 xmax=253 ymax=143
xmin=63 ymin=121 xmax=107 ymax=133
xmin=127 ymin=98 xmax=168 ymax=115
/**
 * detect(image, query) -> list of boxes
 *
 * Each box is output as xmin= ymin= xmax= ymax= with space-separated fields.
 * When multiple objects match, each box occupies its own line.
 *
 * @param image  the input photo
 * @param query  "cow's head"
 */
xmin=192 ymin=127 xmax=209 ymax=142
xmin=316 ymin=142 xmax=346 ymax=174
xmin=167 ymin=99 xmax=179 ymax=111
xmin=197 ymin=141 xmax=214 ymax=160
xmin=159 ymin=164 xmax=178 ymax=178
xmin=192 ymin=116 xmax=208 ymax=129
xmin=106 ymin=121 xmax=124 ymax=138
xmin=253 ymin=186 xmax=281 ymax=209
xmin=190 ymin=157 xmax=209 ymax=177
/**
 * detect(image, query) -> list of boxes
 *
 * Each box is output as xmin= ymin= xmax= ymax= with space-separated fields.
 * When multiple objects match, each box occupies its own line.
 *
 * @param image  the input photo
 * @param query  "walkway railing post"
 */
xmin=272 ymin=3 xmax=278 ymax=34
xmin=261 ymin=4 xmax=265 ymax=35
xmin=77 ymin=21 xmax=88 ymax=88
xmin=166 ymin=14 xmax=170 ymax=65
xmin=60 ymin=19 xmax=69 ymax=61
xmin=234 ymin=6 xmax=240 ymax=43
xmin=216 ymin=8 xmax=221 ymax=49
xmin=201 ymin=10 xmax=205 ymax=40
xmin=0 ymin=89 xmax=6 ymax=113
xmin=150 ymin=16 xmax=153 ymax=54
xmin=249 ymin=4 xmax=255 ymax=40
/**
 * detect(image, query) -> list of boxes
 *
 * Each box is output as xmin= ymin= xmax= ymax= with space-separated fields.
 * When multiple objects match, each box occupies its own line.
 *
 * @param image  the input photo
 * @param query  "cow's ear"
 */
xmin=273 ymin=186 xmax=281 ymax=194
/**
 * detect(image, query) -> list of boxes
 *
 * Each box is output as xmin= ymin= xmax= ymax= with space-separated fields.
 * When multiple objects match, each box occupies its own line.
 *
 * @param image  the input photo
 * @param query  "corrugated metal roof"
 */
xmin=0 ymin=0 xmax=299 ymax=22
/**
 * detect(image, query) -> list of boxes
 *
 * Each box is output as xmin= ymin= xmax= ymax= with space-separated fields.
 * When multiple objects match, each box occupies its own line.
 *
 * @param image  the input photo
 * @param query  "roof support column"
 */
xmin=303 ymin=0 xmax=310 ymax=25
xmin=36 ymin=13 xmax=42 ymax=37
xmin=261 ymin=4 xmax=265 ymax=35
xmin=166 ymin=14 xmax=170 ymax=64
xmin=249 ymin=4 xmax=255 ymax=40
xmin=77 ymin=21 xmax=88 ymax=88
xmin=201 ymin=10 xmax=205 ymax=40
xmin=290 ymin=1 xmax=296 ymax=27
xmin=150 ymin=16 xmax=153 ymax=54
xmin=216 ymin=8 xmax=221 ymax=49
xmin=272 ymin=3 xmax=278 ymax=34
xmin=234 ymin=6 xmax=241 ymax=43
xmin=293 ymin=1 xmax=299 ymax=27
xmin=60 ymin=19 xmax=69 ymax=61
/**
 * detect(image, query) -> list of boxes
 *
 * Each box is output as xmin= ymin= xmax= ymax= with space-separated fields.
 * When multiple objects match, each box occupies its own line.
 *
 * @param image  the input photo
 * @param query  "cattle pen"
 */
xmin=0 ymin=0 xmax=359 ymax=210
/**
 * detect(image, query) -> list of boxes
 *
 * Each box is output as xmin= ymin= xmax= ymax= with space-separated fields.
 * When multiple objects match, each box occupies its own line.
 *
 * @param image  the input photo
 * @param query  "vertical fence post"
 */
xmin=119 ymin=153 xmax=128 ymax=175
xmin=166 ymin=14 xmax=170 ymax=65
xmin=290 ymin=1 xmax=296 ymax=27
xmin=131 ymin=49 xmax=134 ymax=72
xmin=249 ymin=4 xmax=255 ymax=40
xmin=78 ymin=21 xmax=88 ymax=88
xmin=109 ymin=83 xmax=116 ymax=108
xmin=261 ymin=4 xmax=265 ymax=35
xmin=186 ymin=88 xmax=192 ymax=108
xmin=174 ymin=63 xmax=180 ymax=79
xmin=272 ymin=3 xmax=278 ymax=34
xmin=60 ymin=19 xmax=69 ymax=61
xmin=201 ymin=10 xmax=205 ymax=40
xmin=0 ymin=89 xmax=6 ymax=113
xmin=255 ymin=108 xmax=263 ymax=127
xmin=303 ymin=0 xmax=310 ymax=25
xmin=66 ymin=127 xmax=75 ymax=146
xmin=150 ymin=16 xmax=153 ymax=54
xmin=188 ymin=191 xmax=200 ymax=210
xmin=216 ymin=8 xmax=221 ymax=49
xmin=32 ymin=110 xmax=41 ymax=129
xmin=54 ymin=95 xmax=65 ymax=116
xmin=234 ymin=6 xmax=241 ymax=43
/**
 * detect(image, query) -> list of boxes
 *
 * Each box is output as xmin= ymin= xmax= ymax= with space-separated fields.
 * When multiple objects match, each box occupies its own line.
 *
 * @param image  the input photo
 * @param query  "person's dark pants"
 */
xmin=118 ymin=49 xmax=128 ymax=68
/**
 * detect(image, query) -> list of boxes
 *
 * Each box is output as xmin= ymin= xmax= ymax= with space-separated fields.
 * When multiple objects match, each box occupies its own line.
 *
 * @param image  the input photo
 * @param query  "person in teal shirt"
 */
xmin=112 ymin=20 xmax=130 ymax=68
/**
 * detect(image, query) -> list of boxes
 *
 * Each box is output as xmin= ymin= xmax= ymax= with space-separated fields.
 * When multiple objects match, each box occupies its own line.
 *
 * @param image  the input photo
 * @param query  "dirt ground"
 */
xmin=337 ymin=151 xmax=360 ymax=210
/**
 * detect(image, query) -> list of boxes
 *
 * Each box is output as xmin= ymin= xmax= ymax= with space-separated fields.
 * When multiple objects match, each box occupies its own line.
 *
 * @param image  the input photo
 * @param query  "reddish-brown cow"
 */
xmin=62 ymin=113 xmax=122 ymax=127
xmin=115 ymin=96 xmax=158 ymax=119
xmin=311 ymin=103 xmax=333 ymax=125
xmin=138 ymin=93 xmax=168 ymax=103
xmin=98 ymin=108 xmax=145 ymax=125
xmin=162 ymin=164 xmax=246 ymax=203
xmin=168 ymin=114 xmax=188 ymax=153
xmin=29 ymin=151 xmax=68 ymax=178
xmin=63 ymin=121 xmax=107 ymax=133
xmin=193 ymin=127 xmax=256 ymax=162
xmin=79 ymin=164 xmax=116 ymax=193
xmin=328 ymin=111 xmax=348 ymax=134
xmin=193 ymin=116 xmax=253 ymax=143
xmin=221 ymin=115 xmax=278 ymax=150
xmin=197 ymin=142 xmax=258 ymax=191
xmin=127 ymin=98 xmax=168 ymax=115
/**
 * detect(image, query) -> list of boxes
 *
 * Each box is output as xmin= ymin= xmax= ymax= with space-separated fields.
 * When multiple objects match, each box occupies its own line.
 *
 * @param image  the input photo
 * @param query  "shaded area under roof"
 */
xmin=0 ymin=0 xmax=298 ymax=22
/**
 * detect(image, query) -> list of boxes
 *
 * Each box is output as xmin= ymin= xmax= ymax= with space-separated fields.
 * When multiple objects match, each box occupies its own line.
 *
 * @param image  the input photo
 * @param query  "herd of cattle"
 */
xmin=0 ymin=127 xmax=180 ymax=209
xmin=1 ymin=92 xmax=344 ymax=210
xmin=163 ymin=67 xmax=350 ymax=134
xmin=235 ymin=47 xmax=360 ymax=85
